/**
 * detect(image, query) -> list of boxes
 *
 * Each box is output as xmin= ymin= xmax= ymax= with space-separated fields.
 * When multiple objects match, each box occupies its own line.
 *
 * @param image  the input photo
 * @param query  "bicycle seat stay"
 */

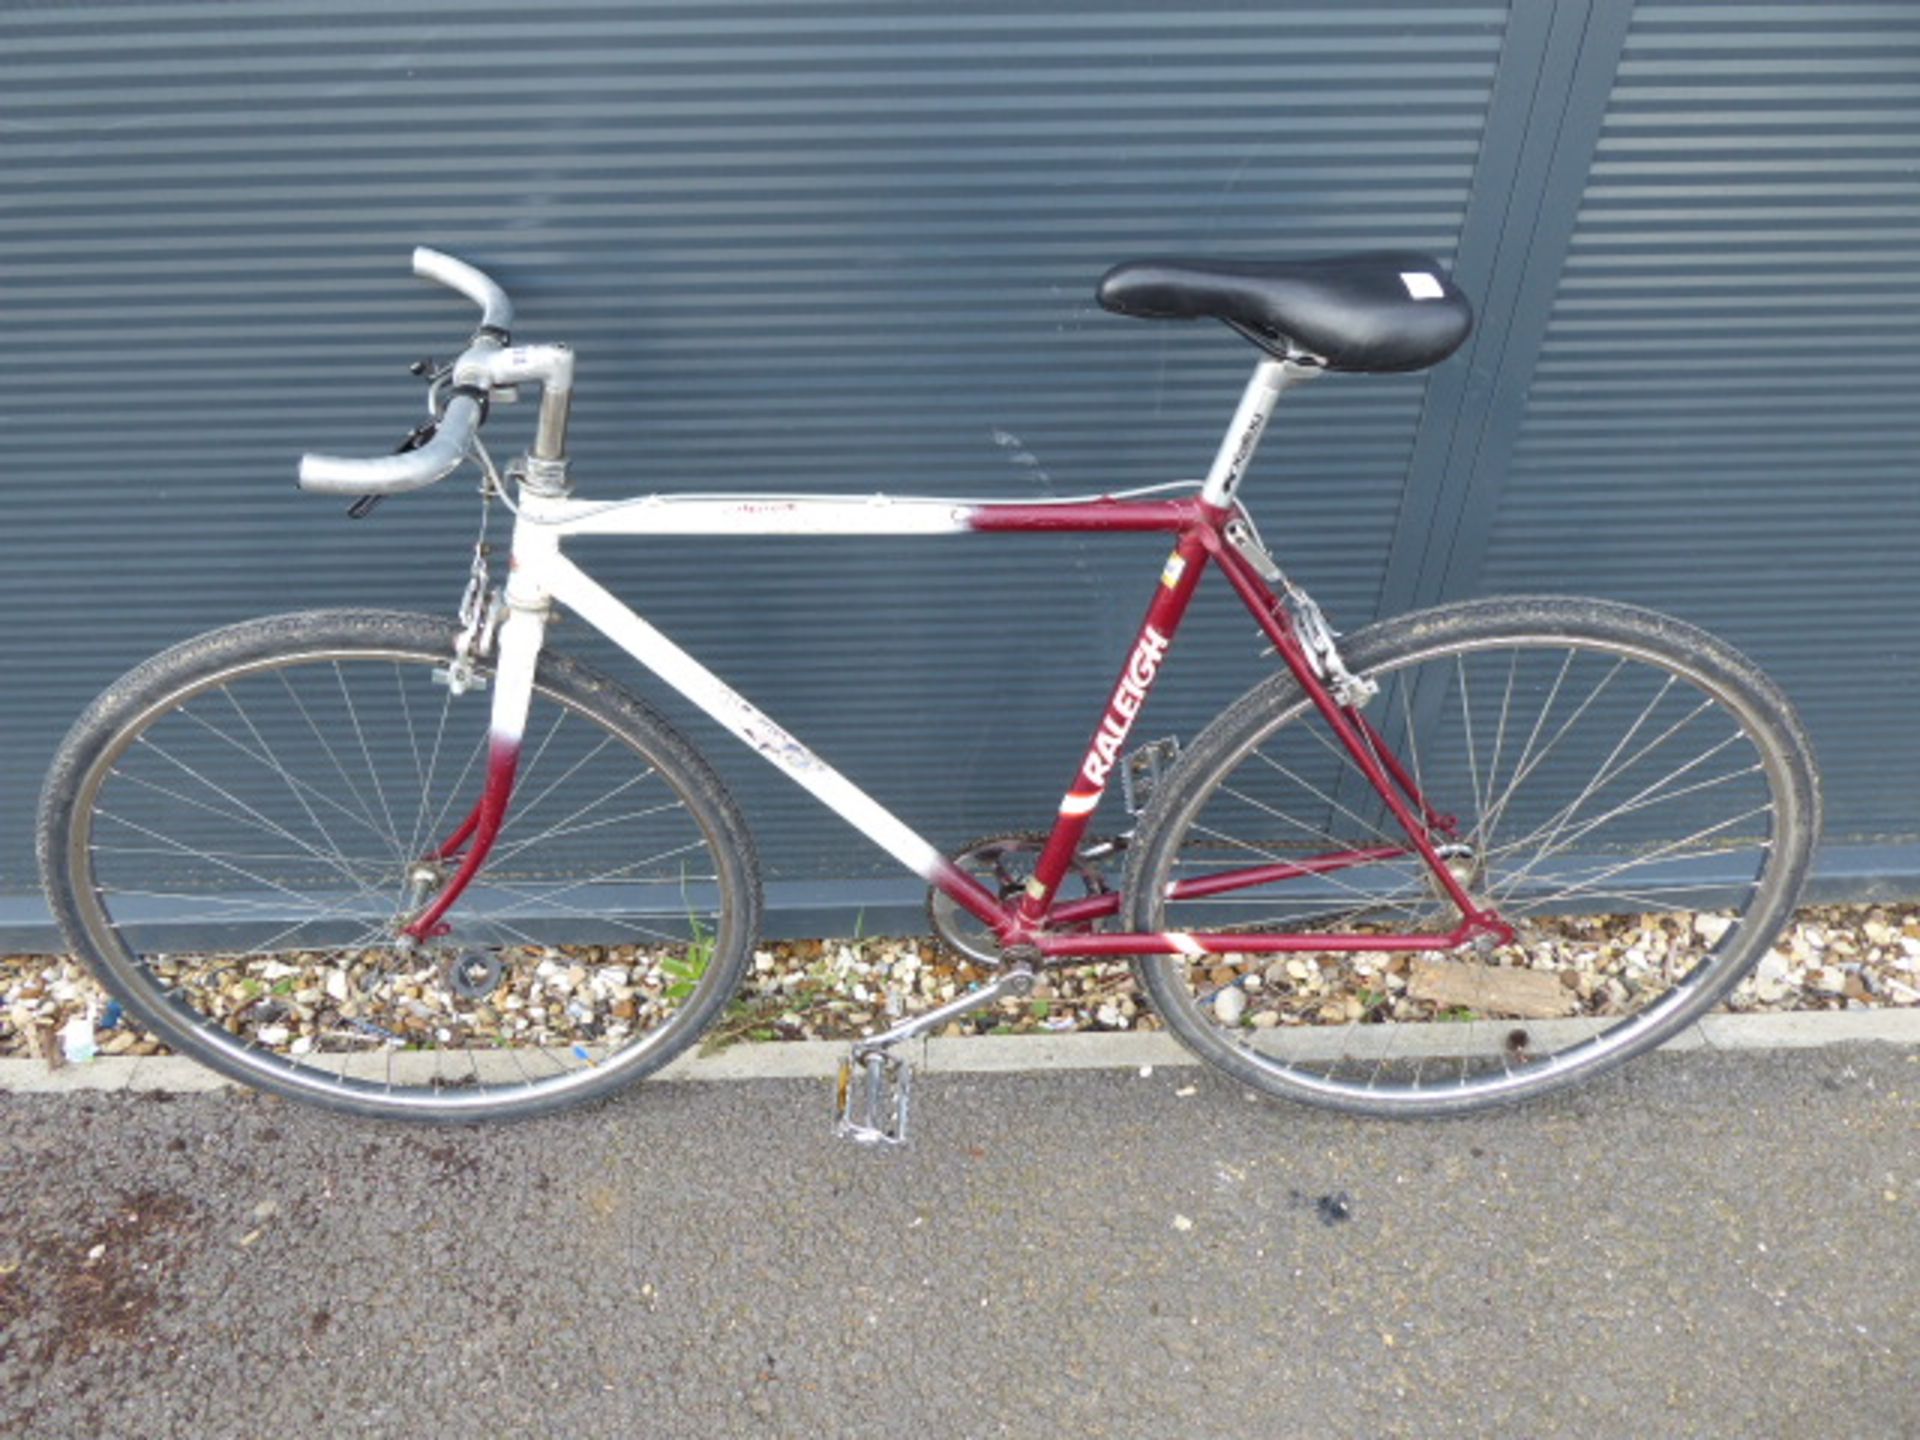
xmin=1097 ymin=251 xmax=1472 ymax=372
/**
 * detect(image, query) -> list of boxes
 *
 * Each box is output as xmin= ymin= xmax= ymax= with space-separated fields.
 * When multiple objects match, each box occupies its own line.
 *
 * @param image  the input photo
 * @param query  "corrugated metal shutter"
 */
xmin=0 ymin=1 xmax=1507 ymax=913
xmin=1476 ymin=1 xmax=1920 ymax=853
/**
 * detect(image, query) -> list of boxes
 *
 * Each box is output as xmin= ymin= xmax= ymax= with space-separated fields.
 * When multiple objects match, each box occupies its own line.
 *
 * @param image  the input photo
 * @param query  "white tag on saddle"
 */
xmin=1400 ymin=271 xmax=1445 ymax=300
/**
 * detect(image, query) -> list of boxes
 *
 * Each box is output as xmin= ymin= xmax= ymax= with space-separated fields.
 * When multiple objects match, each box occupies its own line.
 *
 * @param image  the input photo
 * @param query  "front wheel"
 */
xmin=1126 ymin=596 xmax=1819 ymax=1118
xmin=38 ymin=609 xmax=761 ymax=1122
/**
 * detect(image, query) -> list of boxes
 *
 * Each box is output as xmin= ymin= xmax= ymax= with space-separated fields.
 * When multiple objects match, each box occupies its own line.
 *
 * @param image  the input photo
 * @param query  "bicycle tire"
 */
xmin=38 ymin=609 xmax=761 ymax=1122
xmin=1125 ymin=595 xmax=1819 ymax=1118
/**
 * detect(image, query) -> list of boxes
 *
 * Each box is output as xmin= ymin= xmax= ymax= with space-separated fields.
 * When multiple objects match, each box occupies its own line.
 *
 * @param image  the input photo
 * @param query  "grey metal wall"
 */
xmin=2 ymin=0 xmax=1914 ymax=936
xmin=1475 ymin=0 xmax=1920 ymax=894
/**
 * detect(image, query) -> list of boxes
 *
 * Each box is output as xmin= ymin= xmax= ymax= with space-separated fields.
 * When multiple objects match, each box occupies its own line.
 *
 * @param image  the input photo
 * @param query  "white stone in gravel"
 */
xmin=1694 ymin=913 xmax=1734 ymax=944
xmin=1213 ymin=987 xmax=1247 ymax=1025
xmin=1810 ymin=967 xmax=1847 ymax=995
xmin=325 ymin=970 xmax=350 ymax=1004
xmin=257 ymin=1024 xmax=290 ymax=1046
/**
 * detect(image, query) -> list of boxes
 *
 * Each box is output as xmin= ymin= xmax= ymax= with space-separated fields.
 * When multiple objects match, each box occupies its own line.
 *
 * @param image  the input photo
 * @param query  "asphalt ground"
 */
xmin=1 ymin=1043 xmax=1915 ymax=1439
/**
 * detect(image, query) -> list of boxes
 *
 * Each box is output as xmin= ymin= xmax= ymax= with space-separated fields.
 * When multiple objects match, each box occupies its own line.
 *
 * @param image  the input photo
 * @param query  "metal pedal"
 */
xmin=835 ymin=1046 xmax=911 ymax=1146
xmin=829 ymin=963 xmax=1035 ymax=1147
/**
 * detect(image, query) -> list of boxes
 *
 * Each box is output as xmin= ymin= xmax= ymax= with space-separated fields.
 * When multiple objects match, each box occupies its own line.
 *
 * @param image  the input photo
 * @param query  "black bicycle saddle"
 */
xmin=1096 ymin=252 xmax=1473 ymax=373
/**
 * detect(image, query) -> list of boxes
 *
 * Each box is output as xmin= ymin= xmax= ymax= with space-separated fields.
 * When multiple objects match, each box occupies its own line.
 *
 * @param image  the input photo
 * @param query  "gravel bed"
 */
xmin=5 ymin=903 xmax=1918 ymax=1067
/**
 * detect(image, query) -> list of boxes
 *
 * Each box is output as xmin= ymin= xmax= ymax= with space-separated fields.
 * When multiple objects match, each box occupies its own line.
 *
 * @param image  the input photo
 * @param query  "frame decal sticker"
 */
xmin=1079 ymin=625 xmax=1170 ymax=789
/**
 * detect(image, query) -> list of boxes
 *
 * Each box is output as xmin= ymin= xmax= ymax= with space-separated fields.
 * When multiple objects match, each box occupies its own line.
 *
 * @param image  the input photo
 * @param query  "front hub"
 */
xmin=395 ymin=861 xmax=451 ymax=937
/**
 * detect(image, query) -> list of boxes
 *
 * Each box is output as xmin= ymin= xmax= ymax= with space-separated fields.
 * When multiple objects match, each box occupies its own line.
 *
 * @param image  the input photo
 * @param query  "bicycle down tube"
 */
xmin=406 ymin=366 xmax=1511 ymax=960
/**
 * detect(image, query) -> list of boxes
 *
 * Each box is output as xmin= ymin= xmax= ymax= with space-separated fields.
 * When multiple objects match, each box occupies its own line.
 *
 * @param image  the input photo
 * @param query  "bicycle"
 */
xmin=37 ymin=248 xmax=1820 ymax=1137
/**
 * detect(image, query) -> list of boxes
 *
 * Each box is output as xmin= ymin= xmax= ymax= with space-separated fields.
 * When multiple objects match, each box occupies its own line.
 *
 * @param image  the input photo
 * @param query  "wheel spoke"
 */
xmin=333 ymin=661 xmax=406 ymax=865
xmin=1485 ymin=690 xmax=1709 ymax=867
xmin=272 ymin=670 xmax=395 ymax=856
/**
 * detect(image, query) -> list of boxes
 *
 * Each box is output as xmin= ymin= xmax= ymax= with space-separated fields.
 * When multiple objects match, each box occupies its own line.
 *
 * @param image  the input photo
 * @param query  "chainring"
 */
xmin=926 ymin=831 xmax=1116 ymax=966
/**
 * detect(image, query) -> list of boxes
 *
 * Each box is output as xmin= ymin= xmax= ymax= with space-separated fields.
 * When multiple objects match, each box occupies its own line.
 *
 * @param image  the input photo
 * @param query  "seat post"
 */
xmin=1198 ymin=357 xmax=1321 ymax=508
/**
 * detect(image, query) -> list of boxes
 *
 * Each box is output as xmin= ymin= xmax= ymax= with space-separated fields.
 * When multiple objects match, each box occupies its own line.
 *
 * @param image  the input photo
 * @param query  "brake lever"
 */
xmin=346 ymin=418 xmax=440 ymax=519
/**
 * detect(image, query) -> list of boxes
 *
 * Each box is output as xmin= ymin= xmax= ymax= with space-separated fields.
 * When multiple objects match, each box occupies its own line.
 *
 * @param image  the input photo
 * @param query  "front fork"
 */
xmin=401 ymin=595 xmax=548 ymax=942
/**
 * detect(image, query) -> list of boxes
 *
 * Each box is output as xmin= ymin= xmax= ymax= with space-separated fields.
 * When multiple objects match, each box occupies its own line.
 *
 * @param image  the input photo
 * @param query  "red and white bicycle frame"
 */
xmin=407 ymin=357 xmax=1514 ymax=960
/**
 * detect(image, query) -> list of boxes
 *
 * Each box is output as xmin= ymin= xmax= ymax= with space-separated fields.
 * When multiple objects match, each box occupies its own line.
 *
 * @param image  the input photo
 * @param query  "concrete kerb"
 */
xmin=0 ymin=1009 xmax=1916 ymax=1097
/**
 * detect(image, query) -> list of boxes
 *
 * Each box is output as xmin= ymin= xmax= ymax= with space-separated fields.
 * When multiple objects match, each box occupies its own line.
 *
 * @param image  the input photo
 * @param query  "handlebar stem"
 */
xmin=457 ymin=343 xmax=575 ymax=462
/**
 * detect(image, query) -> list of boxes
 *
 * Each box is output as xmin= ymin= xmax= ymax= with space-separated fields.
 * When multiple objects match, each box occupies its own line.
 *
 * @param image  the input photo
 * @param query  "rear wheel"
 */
xmin=38 ymin=609 xmax=760 ymax=1122
xmin=1125 ymin=597 xmax=1819 ymax=1117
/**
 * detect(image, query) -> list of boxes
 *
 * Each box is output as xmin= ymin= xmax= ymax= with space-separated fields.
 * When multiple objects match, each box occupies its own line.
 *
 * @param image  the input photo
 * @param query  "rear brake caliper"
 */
xmin=1287 ymin=589 xmax=1377 ymax=709
xmin=1227 ymin=509 xmax=1376 ymax=708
